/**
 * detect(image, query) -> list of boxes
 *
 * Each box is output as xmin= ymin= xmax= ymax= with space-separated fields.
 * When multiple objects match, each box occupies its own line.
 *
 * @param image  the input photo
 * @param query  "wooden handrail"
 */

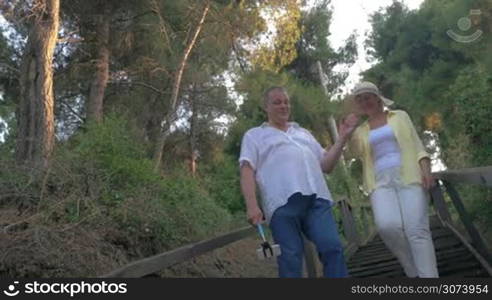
xmin=303 ymin=239 xmax=318 ymax=278
xmin=434 ymin=166 xmax=492 ymax=187
xmin=339 ymin=198 xmax=360 ymax=246
xmin=102 ymin=200 xmax=355 ymax=279
xmin=429 ymin=166 xmax=492 ymax=267
xmin=336 ymin=197 xmax=375 ymax=261
xmin=442 ymin=180 xmax=492 ymax=264
xmin=102 ymin=226 xmax=256 ymax=278
xmin=429 ymin=184 xmax=453 ymax=224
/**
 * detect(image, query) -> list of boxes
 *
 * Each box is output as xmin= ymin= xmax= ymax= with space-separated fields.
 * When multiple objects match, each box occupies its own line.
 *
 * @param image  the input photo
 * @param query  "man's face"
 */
xmin=265 ymin=90 xmax=290 ymax=123
xmin=355 ymin=92 xmax=381 ymax=116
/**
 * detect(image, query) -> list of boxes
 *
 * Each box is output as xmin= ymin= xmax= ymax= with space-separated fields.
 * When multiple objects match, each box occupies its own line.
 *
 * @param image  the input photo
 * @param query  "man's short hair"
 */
xmin=263 ymin=86 xmax=289 ymax=106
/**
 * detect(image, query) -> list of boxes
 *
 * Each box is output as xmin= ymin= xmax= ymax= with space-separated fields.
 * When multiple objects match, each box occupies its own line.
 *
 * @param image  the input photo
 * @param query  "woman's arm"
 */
xmin=321 ymin=137 xmax=348 ymax=173
xmin=402 ymin=111 xmax=435 ymax=189
xmin=419 ymin=157 xmax=435 ymax=189
xmin=320 ymin=114 xmax=359 ymax=173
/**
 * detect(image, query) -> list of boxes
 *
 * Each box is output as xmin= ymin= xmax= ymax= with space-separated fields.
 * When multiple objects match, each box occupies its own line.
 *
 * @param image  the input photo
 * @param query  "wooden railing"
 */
xmin=336 ymin=198 xmax=375 ymax=260
xmin=103 ymin=166 xmax=492 ymax=278
xmin=430 ymin=166 xmax=492 ymax=273
xmin=328 ymin=166 xmax=492 ymax=276
xmin=102 ymin=226 xmax=257 ymax=277
xmin=101 ymin=196 xmax=377 ymax=278
xmin=102 ymin=199 xmax=370 ymax=278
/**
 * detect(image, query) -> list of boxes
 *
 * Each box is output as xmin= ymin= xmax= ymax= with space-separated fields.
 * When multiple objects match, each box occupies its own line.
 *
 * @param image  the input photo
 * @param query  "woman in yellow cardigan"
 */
xmin=343 ymin=81 xmax=439 ymax=278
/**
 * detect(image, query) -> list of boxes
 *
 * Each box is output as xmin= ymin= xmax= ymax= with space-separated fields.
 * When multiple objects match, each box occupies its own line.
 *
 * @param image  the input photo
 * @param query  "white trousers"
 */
xmin=370 ymin=167 xmax=439 ymax=278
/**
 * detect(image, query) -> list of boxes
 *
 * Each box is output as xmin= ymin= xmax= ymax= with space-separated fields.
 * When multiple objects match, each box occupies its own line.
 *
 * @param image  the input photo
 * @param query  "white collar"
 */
xmin=261 ymin=121 xmax=300 ymax=129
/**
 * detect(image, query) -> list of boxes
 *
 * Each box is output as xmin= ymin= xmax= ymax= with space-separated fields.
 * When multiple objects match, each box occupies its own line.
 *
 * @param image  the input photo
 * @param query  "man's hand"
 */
xmin=247 ymin=205 xmax=264 ymax=225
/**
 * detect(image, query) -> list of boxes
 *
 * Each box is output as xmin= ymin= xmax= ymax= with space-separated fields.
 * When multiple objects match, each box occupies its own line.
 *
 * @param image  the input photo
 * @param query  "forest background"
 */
xmin=0 ymin=0 xmax=490 ymax=276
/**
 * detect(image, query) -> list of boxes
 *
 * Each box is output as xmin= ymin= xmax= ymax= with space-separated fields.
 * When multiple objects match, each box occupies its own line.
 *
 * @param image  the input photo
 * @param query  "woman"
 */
xmin=344 ymin=81 xmax=439 ymax=278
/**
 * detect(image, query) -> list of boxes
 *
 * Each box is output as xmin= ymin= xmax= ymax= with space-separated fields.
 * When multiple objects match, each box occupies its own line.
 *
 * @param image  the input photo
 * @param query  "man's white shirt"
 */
xmin=239 ymin=122 xmax=334 ymax=223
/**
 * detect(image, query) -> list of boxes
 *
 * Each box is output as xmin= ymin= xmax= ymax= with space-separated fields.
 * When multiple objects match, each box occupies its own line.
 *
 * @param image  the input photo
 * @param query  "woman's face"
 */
xmin=355 ymin=92 xmax=383 ymax=117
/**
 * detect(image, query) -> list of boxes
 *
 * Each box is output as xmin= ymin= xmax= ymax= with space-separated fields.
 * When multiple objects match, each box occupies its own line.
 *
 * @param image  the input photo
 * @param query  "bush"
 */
xmin=200 ymin=155 xmax=245 ymax=214
xmin=0 ymin=115 xmax=234 ymax=276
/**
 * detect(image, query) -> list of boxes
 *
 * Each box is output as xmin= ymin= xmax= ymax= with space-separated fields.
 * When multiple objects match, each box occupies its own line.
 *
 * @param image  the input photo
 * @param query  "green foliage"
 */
xmin=251 ymin=0 xmax=302 ymax=72
xmin=1 ymin=115 xmax=234 ymax=269
xmin=201 ymin=155 xmax=244 ymax=214
xmin=2 ymin=0 xmax=363 ymax=276
xmin=66 ymin=115 xmax=232 ymax=244
xmin=287 ymin=0 xmax=357 ymax=91
xmin=73 ymin=114 xmax=157 ymax=189
xmin=443 ymin=67 xmax=492 ymax=167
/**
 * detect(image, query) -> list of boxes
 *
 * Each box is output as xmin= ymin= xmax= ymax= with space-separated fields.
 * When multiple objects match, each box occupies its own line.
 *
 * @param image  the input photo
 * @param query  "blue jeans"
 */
xmin=270 ymin=193 xmax=348 ymax=278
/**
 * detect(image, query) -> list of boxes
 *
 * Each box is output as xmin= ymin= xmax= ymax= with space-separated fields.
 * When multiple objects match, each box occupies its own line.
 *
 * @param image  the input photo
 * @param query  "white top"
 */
xmin=368 ymin=124 xmax=402 ymax=174
xmin=239 ymin=122 xmax=333 ymax=224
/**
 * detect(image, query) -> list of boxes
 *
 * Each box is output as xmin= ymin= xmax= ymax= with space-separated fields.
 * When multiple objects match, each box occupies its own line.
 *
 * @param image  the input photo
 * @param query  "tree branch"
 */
xmin=153 ymin=1 xmax=212 ymax=171
xmin=108 ymin=80 xmax=170 ymax=95
xmin=0 ymin=63 xmax=20 ymax=75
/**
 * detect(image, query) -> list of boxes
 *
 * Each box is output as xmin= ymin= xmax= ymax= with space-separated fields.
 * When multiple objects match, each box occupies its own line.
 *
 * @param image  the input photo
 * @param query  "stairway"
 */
xmin=347 ymin=216 xmax=490 ymax=277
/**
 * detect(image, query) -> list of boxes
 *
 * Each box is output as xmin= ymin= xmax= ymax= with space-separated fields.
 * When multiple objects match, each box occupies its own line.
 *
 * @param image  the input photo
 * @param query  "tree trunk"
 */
xmin=189 ymin=86 xmax=198 ymax=176
xmin=86 ymin=13 xmax=110 ymax=124
xmin=16 ymin=0 xmax=60 ymax=171
xmin=153 ymin=1 xmax=211 ymax=172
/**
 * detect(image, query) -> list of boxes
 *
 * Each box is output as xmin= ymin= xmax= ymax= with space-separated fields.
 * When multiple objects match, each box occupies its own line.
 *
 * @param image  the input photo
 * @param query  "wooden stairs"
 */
xmin=347 ymin=216 xmax=490 ymax=277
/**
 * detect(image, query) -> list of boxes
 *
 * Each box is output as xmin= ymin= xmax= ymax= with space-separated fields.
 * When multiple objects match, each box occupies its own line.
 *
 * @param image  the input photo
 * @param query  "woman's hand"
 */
xmin=339 ymin=113 xmax=360 ymax=142
xmin=419 ymin=158 xmax=436 ymax=189
xmin=421 ymin=172 xmax=436 ymax=190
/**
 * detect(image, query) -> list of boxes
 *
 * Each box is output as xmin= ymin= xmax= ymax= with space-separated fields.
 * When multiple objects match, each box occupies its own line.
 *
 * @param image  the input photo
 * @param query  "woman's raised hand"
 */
xmin=339 ymin=113 xmax=360 ymax=141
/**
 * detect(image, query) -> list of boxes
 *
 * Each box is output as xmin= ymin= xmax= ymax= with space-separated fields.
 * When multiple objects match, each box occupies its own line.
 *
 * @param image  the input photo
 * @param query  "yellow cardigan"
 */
xmin=347 ymin=110 xmax=429 ymax=194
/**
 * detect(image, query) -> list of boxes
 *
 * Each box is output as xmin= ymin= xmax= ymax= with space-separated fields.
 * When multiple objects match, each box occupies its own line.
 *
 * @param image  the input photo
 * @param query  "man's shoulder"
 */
xmin=242 ymin=125 xmax=269 ymax=142
xmin=244 ymin=126 xmax=264 ymax=136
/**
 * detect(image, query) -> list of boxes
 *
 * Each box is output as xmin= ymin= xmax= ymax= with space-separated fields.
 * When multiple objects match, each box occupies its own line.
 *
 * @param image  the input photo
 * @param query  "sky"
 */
xmin=328 ymin=0 xmax=425 ymax=93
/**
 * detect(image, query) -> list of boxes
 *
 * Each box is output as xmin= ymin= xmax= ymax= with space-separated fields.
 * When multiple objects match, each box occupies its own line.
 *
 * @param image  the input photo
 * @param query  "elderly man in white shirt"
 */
xmin=239 ymin=86 xmax=356 ymax=277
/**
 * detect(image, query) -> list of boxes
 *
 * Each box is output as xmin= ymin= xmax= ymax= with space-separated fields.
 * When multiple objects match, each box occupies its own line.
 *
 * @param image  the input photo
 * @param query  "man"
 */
xmin=239 ymin=86 xmax=357 ymax=277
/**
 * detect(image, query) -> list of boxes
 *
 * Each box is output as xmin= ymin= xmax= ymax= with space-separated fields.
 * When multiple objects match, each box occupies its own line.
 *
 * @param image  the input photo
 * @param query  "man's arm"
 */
xmin=240 ymin=162 xmax=263 ymax=224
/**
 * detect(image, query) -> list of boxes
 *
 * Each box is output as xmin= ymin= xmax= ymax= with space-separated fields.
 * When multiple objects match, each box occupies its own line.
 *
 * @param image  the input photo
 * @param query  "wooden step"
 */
xmin=350 ymin=239 xmax=462 ymax=260
xmin=348 ymin=253 xmax=397 ymax=267
xmin=349 ymin=247 xmax=471 ymax=270
xmin=350 ymin=251 xmax=483 ymax=277
xmin=354 ymin=233 xmax=458 ymax=257
xmin=345 ymin=215 xmax=489 ymax=278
